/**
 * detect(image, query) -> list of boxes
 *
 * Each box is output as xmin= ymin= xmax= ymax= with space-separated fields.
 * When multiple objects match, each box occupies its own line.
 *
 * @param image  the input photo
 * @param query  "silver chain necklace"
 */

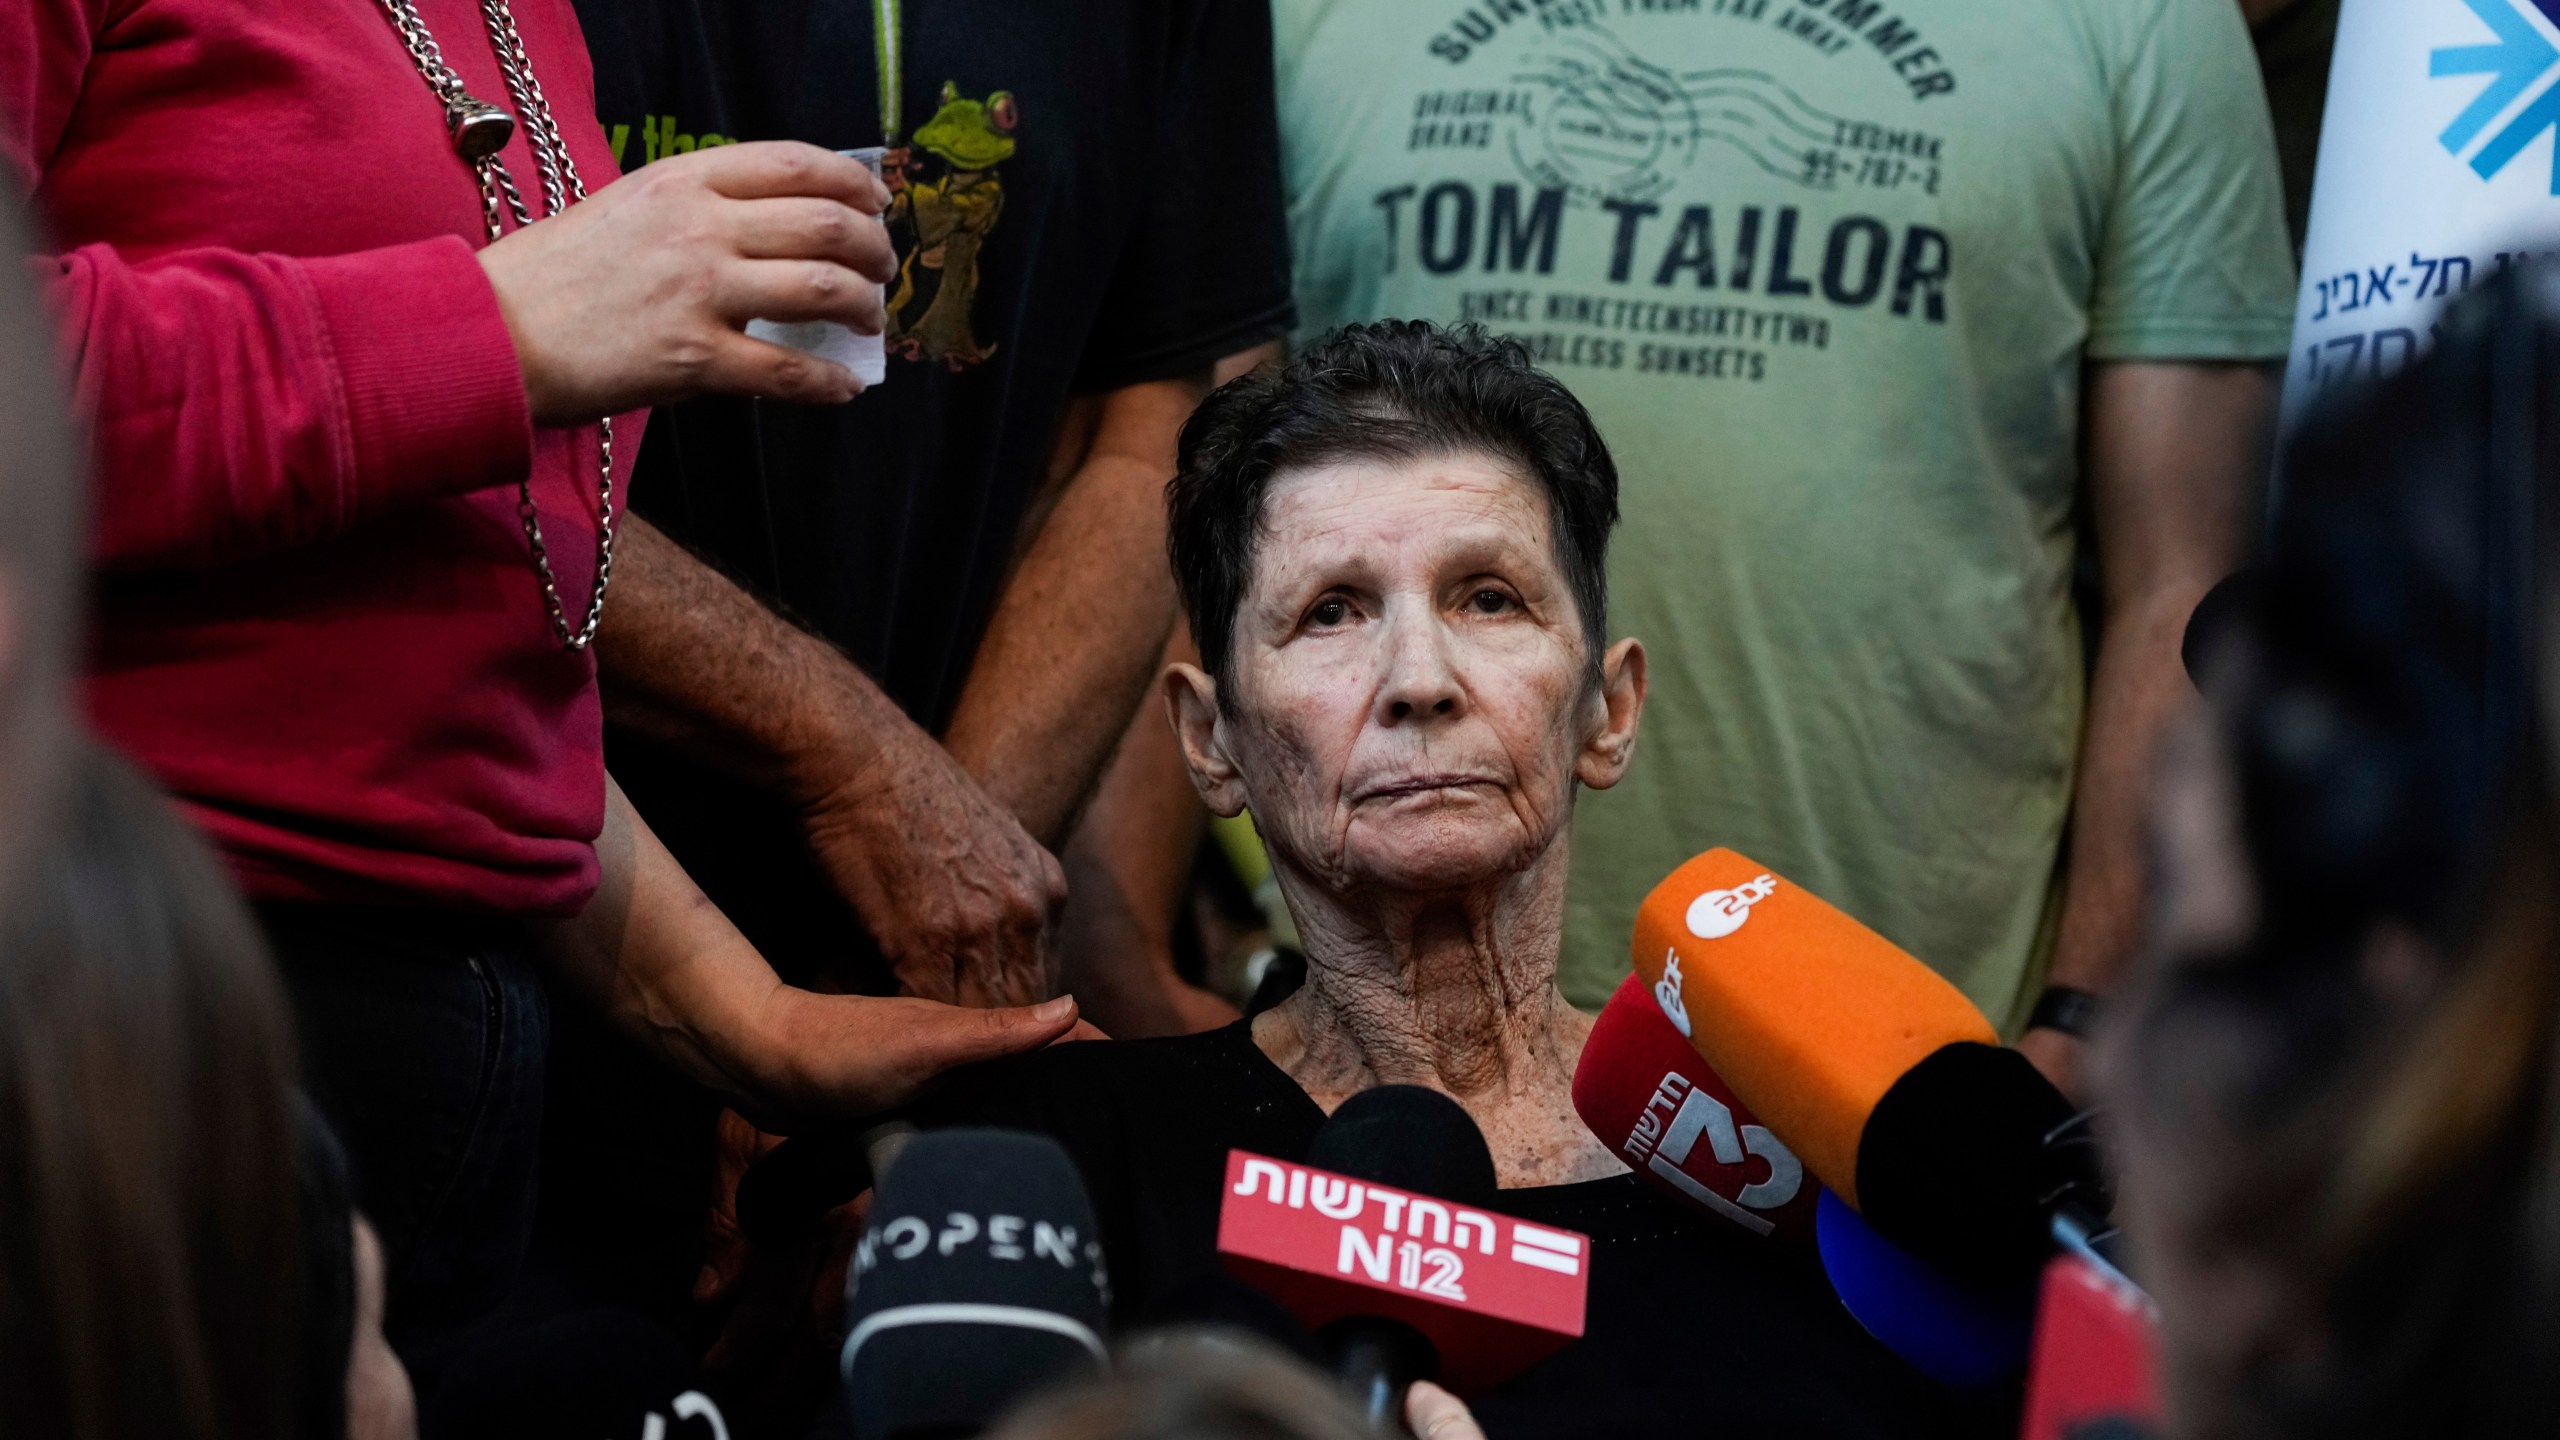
xmin=373 ymin=0 xmax=617 ymax=652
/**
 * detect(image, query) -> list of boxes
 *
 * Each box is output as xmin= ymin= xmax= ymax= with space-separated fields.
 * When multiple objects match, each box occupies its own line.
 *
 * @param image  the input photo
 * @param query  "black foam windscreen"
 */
xmin=1854 ymin=1043 xmax=2091 ymax=1287
xmin=1306 ymin=1085 xmax=1496 ymax=1206
xmin=840 ymin=1129 xmax=1110 ymax=1440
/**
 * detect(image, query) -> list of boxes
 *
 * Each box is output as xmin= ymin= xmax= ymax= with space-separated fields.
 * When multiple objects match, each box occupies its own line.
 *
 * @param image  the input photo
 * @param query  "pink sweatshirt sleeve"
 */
xmin=46 ymin=237 xmax=535 ymax=571
xmin=2 ymin=0 xmax=534 ymax=573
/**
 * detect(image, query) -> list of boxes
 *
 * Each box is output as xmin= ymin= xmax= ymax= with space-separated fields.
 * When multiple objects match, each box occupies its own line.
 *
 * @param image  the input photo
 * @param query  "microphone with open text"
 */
xmin=1216 ymin=1086 xmax=1587 ymax=1423
xmin=838 ymin=1128 xmax=1111 ymax=1439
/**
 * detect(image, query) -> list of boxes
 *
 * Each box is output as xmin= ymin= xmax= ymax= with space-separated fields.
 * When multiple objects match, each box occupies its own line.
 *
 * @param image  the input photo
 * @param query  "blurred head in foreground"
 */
xmin=2106 ymin=271 xmax=2560 ymax=1439
xmin=983 ymin=1331 xmax=1374 ymax=1440
xmin=0 ymin=742 xmax=411 ymax=1440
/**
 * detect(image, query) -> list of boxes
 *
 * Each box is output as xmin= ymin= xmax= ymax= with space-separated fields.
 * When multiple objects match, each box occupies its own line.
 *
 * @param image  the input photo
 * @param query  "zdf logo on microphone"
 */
xmin=1685 ymin=874 xmax=1777 ymax=940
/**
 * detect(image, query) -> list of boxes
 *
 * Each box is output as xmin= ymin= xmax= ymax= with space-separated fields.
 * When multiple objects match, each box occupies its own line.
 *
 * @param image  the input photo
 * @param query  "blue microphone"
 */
xmin=1816 ymin=1189 xmax=2036 ymax=1390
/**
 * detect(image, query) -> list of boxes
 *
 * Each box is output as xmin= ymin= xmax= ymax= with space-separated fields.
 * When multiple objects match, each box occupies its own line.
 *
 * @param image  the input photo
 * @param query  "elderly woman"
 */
xmin=916 ymin=323 xmax=1970 ymax=1437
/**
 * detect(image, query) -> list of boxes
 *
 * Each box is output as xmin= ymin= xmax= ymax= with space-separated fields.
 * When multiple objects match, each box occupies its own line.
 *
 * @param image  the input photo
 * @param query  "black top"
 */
xmin=571 ymin=0 xmax=1296 ymax=980
xmin=913 ymin=1024 xmax=1988 ymax=1440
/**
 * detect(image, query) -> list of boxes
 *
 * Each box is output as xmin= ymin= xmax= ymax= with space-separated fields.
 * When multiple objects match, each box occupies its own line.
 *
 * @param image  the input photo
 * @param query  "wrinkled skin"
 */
xmin=1206 ymin=458 xmax=1608 ymax=895
xmin=1166 ymin=453 xmax=1646 ymax=1187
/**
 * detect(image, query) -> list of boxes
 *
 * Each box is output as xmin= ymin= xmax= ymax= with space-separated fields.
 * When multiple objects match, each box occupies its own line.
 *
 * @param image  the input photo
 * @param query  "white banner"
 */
xmin=2283 ymin=0 xmax=2560 ymax=427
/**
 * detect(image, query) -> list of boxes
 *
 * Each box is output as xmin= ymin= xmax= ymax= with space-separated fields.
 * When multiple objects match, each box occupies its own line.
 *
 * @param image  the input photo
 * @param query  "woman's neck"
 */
xmin=1252 ymin=853 xmax=1624 ymax=1188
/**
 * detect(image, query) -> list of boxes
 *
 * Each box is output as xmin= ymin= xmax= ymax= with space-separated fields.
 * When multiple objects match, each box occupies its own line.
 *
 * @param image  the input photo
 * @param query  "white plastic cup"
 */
xmin=745 ymin=146 xmax=890 ymax=389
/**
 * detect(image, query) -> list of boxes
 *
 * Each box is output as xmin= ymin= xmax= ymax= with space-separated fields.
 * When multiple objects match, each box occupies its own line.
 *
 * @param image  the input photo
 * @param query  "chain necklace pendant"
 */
xmin=376 ymin=0 xmax=614 ymax=650
xmin=448 ymin=97 xmax=515 ymax=159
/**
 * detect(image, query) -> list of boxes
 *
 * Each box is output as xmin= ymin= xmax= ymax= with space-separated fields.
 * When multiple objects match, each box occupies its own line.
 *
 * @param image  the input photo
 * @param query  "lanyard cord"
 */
xmin=874 ymin=0 xmax=903 ymax=143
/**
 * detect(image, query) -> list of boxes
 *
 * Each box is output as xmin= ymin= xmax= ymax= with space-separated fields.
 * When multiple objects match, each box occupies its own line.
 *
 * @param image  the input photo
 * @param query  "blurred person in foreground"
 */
xmin=0 ymin=741 xmax=412 ymax=1440
xmin=0 ymin=189 xmax=77 ymax=891
xmin=2105 ymin=272 xmax=2560 ymax=1438
xmin=984 ymin=1331 xmax=1476 ymax=1440
xmin=912 ymin=323 xmax=1970 ymax=1437
xmin=1271 ymin=0 xmax=2296 ymax=1097
xmin=2 ymin=0 xmax=1082 ymax=1369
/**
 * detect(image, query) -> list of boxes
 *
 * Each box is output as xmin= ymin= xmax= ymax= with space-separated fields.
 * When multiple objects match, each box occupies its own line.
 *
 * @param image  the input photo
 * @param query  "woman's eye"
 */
xmin=1468 ymin=588 xmax=1514 ymax=614
xmin=1308 ymin=597 xmax=1350 ymax=627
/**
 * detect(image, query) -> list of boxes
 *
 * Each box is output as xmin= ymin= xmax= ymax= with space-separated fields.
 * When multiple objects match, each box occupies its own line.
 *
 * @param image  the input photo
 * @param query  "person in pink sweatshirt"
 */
xmin=0 ymin=0 xmax=1086 ymax=1363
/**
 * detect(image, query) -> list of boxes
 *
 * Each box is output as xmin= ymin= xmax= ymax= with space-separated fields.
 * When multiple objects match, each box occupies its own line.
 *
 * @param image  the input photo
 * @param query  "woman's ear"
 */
xmin=1575 ymin=637 xmax=1646 ymax=791
xmin=1164 ymin=662 xmax=1250 ymax=817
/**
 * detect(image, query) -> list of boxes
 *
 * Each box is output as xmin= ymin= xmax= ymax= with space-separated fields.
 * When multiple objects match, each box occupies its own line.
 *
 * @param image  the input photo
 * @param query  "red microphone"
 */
xmin=1215 ymin=1149 xmax=1587 ymax=1395
xmin=1572 ymin=972 xmax=1820 ymax=1246
xmin=2019 ymin=1253 xmax=2162 ymax=1440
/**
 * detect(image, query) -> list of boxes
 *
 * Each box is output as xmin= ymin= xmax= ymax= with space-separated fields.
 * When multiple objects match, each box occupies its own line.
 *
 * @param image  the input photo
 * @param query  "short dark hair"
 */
xmin=1166 ymin=321 xmax=1620 ymax=683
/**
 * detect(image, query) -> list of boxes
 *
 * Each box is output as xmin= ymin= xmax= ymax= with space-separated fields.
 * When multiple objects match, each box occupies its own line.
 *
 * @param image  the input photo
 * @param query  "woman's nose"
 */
xmin=1374 ymin=615 xmax=1466 ymax=724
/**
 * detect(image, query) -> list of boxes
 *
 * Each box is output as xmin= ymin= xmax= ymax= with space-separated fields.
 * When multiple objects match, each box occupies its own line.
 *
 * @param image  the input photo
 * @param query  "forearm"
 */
xmin=2046 ymin=595 xmax=2211 ymax=994
xmin=597 ymin=514 xmax=913 ymax=806
xmin=944 ymin=388 xmax=1203 ymax=846
xmin=599 ymin=514 xmax=1070 ymax=1008
xmin=541 ymin=776 xmax=791 ymax=1110
xmin=1058 ymin=624 xmax=1230 ymax=1037
xmin=2051 ymin=360 xmax=2272 ymax=998
xmin=58 ymin=239 xmax=534 ymax=570
xmin=542 ymin=777 xmax=1083 ymax=1124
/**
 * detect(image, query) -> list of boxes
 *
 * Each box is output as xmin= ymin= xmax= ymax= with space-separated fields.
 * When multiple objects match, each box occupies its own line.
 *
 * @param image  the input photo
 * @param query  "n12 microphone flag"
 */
xmin=2283 ymin=0 xmax=2560 ymax=430
xmin=1216 ymin=1150 xmax=1586 ymax=1394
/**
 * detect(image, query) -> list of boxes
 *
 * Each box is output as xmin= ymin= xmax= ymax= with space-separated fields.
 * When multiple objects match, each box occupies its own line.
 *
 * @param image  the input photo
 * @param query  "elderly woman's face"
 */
xmin=1172 ymin=452 xmax=1641 ymax=894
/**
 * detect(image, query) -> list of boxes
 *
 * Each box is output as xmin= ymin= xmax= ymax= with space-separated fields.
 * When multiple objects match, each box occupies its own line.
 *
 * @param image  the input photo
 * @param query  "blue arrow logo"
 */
xmin=2434 ymin=0 xmax=2559 ymax=154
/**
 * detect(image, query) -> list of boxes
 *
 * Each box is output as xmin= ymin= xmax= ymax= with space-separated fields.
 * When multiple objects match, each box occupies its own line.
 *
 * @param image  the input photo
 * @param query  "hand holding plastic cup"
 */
xmin=745 ymin=146 xmax=889 ymax=389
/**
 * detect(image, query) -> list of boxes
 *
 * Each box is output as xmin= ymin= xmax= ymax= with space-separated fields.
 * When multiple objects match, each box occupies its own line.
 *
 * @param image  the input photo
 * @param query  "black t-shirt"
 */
xmin=914 ymin=1024 xmax=1988 ymax=1440
xmin=572 ymin=0 xmax=1295 ymax=977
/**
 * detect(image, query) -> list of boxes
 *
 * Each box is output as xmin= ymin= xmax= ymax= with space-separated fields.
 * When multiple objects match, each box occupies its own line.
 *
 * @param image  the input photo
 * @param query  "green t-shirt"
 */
xmin=1274 ymin=0 xmax=2295 ymax=1024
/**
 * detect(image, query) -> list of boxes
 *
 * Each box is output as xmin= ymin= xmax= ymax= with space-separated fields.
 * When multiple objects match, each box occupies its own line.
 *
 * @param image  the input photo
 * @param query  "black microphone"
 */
xmin=839 ymin=1129 xmax=1111 ymax=1439
xmin=1300 ymin=1086 xmax=1499 ymax=1426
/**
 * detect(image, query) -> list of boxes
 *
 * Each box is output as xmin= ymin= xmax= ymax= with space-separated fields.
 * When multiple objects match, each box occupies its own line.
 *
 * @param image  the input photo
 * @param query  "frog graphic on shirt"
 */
xmin=884 ymin=83 xmax=1018 ymax=369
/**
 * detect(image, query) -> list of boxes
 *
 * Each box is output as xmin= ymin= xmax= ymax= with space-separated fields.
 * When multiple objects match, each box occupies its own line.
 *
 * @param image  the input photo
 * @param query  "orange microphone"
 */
xmin=1629 ymin=850 xmax=2101 ymax=1285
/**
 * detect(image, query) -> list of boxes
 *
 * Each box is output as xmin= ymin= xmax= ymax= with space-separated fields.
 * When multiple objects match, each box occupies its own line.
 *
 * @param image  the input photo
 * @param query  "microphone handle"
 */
xmin=1321 ymin=1317 xmax=1437 ymax=1431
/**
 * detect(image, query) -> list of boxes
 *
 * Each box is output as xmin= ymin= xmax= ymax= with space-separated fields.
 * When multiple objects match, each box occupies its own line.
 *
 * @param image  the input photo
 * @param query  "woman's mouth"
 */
xmin=1360 ymin=774 xmax=1498 ymax=802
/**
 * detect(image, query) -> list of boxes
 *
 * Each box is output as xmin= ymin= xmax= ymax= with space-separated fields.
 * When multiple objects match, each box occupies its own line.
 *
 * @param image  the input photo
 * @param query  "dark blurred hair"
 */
xmin=0 ymin=742 xmax=310 ymax=1440
xmin=2123 ymin=270 xmax=2560 ymax=1439
xmin=1166 ymin=320 xmax=1620 ymax=684
xmin=0 ymin=190 xmax=84 ymax=894
xmin=982 ymin=1331 xmax=1373 ymax=1440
